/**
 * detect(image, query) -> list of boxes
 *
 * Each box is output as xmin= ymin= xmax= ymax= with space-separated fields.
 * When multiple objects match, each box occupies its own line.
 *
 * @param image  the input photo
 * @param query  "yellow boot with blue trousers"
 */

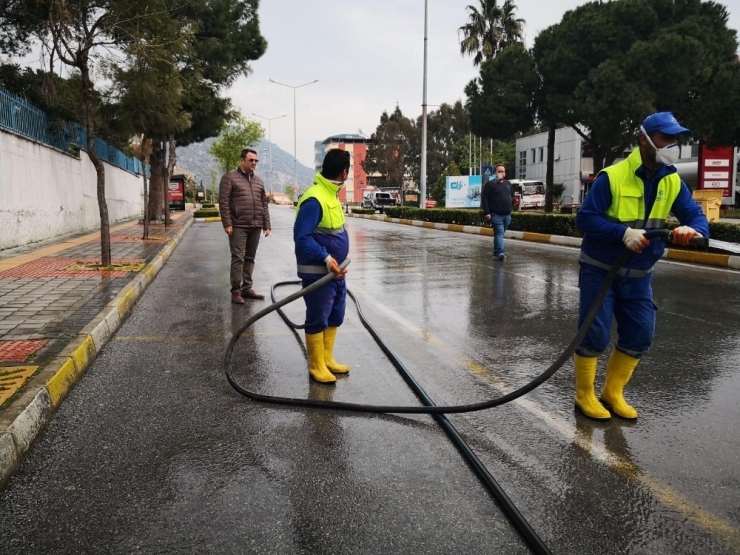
xmin=323 ymin=326 xmax=349 ymax=374
xmin=305 ymin=332 xmax=336 ymax=383
xmin=574 ymin=354 xmax=611 ymax=420
xmin=600 ymin=349 xmax=639 ymax=419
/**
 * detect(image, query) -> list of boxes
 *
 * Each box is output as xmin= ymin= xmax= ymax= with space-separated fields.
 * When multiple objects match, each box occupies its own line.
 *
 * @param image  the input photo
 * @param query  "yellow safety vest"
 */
xmin=296 ymin=174 xmax=345 ymax=231
xmin=600 ymin=148 xmax=681 ymax=229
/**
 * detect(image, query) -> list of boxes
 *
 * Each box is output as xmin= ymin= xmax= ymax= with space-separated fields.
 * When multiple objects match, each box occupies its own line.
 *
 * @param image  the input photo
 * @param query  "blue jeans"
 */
xmin=492 ymin=214 xmax=512 ymax=256
xmin=576 ymin=263 xmax=657 ymax=358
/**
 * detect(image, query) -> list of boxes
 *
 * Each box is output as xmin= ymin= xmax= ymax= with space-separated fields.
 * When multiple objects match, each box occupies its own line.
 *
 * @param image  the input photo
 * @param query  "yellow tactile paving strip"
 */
xmin=0 ymin=211 xmax=187 ymax=273
xmin=0 ymin=366 xmax=39 ymax=406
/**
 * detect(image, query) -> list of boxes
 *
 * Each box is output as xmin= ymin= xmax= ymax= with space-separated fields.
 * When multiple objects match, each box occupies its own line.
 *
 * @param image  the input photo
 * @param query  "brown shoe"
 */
xmin=231 ymin=291 xmax=245 ymax=305
xmin=242 ymin=289 xmax=265 ymax=300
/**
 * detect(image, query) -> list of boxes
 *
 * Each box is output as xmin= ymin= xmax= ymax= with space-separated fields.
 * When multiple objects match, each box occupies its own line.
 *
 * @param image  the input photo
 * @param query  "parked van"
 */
xmin=362 ymin=191 xmax=396 ymax=213
xmin=509 ymin=180 xmax=545 ymax=210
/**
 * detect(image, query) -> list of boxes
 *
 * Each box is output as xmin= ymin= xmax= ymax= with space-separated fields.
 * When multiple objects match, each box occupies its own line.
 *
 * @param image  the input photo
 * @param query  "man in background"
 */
xmin=218 ymin=148 xmax=271 ymax=304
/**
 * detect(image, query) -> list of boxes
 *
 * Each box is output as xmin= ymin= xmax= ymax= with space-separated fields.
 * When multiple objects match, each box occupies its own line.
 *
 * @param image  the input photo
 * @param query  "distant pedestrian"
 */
xmin=481 ymin=164 xmax=515 ymax=260
xmin=218 ymin=148 xmax=271 ymax=304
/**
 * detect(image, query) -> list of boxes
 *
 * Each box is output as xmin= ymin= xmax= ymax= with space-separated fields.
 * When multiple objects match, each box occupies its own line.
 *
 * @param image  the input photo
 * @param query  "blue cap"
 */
xmin=640 ymin=112 xmax=691 ymax=136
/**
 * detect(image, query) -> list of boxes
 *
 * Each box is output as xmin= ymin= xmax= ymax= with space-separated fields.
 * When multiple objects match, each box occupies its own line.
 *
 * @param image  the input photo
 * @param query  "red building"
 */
xmin=314 ymin=134 xmax=369 ymax=203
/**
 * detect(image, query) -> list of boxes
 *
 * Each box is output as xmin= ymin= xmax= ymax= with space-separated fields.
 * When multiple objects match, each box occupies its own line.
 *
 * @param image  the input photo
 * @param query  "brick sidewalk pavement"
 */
xmin=0 ymin=212 xmax=193 ymax=485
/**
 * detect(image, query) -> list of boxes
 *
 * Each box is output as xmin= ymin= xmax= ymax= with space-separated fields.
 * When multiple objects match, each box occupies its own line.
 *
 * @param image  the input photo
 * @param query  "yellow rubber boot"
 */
xmin=323 ymin=326 xmax=350 ymax=374
xmin=305 ymin=332 xmax=336 ymax=383
xmin=574 ymin=354 xmax=611 ymax=420
xmin=600 ymin=350 xmax=639 ymax=419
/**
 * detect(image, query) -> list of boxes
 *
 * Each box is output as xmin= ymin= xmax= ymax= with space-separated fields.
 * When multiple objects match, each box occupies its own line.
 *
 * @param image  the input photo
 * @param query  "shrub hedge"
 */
xmin=194 ymin=208 xmax=219 ymax=218
xmin=380 ymin=207 xmax=739 ymax=244
xmin=351 ymin=208 xmax=376 ymax=215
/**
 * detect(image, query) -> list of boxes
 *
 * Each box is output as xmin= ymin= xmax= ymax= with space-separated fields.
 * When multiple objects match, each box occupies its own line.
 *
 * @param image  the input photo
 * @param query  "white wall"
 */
xmin=515 ymin=127 xmax=584 ymax=204
xmin=0 ymin=130 xmax=144 ymax=250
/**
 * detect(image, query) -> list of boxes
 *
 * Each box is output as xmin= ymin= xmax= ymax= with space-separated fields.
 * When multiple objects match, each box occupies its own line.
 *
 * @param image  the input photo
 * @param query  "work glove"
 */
xmin=324 ymin=255 xmax=347 ymax=278
xmin=672 ymin=226 xmax=701 ymax=246
xmin=622 ymin=227 xmax=649 ymax=253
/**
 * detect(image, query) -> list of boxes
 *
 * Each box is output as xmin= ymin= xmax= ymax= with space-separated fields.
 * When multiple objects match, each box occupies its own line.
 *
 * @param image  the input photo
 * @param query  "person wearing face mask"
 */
xmin=481 ymin=164 xmax=516 ymax=261
xmin=572 ymin=112 xmax=709 ymax=421
xmin=293 ymin=149 xmax=351 ymax=383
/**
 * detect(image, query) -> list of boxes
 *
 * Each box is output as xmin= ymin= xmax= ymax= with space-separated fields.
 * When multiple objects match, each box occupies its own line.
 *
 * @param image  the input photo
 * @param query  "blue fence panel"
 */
xmin=0 ymin=86 xmax=142 ymax=175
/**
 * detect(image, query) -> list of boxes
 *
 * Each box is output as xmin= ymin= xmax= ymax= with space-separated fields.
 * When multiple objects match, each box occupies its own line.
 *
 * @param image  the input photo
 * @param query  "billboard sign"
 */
xmin=697 ymin=143 xmax=736 ymax=199
xmin=446 ymin=175 xmax=483 ymax=208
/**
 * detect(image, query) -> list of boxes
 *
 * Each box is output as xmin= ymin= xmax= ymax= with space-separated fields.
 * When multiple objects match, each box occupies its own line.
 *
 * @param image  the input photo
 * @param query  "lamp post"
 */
xmin=269 ymin=78 xmax=319 ymax=202
xmin=252 ymin=112 xmax=286 ymax=196
xmin=419 ymin=0 xmax=429 ymax=209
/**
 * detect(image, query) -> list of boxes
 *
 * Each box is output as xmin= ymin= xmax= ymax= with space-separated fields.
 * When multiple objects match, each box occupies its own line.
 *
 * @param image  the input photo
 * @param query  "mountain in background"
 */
xmin=175 ymin=138 xmax=316 ymax=194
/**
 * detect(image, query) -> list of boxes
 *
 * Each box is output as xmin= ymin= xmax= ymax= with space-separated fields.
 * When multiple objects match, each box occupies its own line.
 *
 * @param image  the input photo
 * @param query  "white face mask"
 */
xmin=496 ymin=172 xmax=505 ymax=180
xmin=641 ymin=126 xmax=680 ymax=166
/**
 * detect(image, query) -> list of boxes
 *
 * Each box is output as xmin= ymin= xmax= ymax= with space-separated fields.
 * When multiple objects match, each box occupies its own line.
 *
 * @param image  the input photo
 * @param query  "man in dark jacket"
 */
xmin=218 ymin=148 xmax=271 ymax=304
xmin=481 ymin=164 xmax=515 ymax=260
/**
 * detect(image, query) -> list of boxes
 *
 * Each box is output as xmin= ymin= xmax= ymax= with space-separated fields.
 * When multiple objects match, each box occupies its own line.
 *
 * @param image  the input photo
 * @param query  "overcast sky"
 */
xmin=237 ymin=0 xmax=739 ymax=168
xmin=7 ymin=1 xmax=738 ymax=168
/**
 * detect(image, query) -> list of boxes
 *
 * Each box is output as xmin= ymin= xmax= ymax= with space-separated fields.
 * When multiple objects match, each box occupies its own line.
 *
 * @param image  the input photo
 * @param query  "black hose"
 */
xmin=225 ymin=247 xmax=630 ymax=415
xmin=223 ymin=229 xmax=669 ymax=555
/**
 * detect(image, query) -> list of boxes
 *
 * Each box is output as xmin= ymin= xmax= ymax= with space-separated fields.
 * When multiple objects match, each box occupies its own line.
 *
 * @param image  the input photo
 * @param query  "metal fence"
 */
xmin=0 ymin=86 xmax=143 ymax=175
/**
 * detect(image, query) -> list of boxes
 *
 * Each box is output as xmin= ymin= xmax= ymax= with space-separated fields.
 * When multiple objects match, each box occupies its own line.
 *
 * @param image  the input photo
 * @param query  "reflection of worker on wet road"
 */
xmin=573 ymin=112 xmax=709 ymax=421
xmin=294 ymin=149 xmax=351 ymax=384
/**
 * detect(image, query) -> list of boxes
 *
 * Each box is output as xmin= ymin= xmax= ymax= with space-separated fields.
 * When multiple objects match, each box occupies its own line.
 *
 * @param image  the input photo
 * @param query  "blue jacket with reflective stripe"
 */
xmin=577 ymin=160 xmax=708 ymax=272
xmin=293 ymin=177 xmax=350 ymax=280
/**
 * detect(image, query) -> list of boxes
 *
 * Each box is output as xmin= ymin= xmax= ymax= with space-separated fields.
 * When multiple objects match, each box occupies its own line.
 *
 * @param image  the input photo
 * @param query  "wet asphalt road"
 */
xmin=1 ymin=206 xmax=739 ymax=555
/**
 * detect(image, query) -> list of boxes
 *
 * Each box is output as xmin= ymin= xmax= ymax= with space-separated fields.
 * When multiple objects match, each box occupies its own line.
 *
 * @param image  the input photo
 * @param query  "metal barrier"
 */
xmin=0 ymin=86 xmax=143 ymax=175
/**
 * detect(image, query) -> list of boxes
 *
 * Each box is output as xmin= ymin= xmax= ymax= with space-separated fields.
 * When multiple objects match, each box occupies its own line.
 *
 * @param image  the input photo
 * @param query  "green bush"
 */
xmin=194 ymin=209 xmax=219 ymax=218
xmin=351 ymin=208 xmax=376 ymax=215
xmin=379 ymin=207 xmax=740 ymax=244
xmin=201 ymin=202 xmax=216 ymax=209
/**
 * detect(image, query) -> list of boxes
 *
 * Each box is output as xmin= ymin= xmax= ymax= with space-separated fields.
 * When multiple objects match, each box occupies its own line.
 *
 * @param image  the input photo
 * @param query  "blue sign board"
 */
xmin=446 ymin=175 xmax=483 ymax=208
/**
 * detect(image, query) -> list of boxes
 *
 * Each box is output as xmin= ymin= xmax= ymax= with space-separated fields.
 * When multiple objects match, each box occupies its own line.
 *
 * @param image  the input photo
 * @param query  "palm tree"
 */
xmin=500 ymin=0 xmax=526 ymax=48
xmin=459 ymin=0 xmax=526 ymax=66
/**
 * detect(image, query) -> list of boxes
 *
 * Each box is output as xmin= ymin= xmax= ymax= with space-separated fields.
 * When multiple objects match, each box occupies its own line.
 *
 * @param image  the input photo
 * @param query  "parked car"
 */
xmin=362 ymin=191 xmax=396 ymax=213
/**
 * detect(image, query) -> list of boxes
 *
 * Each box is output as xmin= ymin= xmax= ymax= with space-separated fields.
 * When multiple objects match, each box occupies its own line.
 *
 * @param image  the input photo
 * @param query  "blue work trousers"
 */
xmin=302 ymin=277 xmax=347 ymax=334
xmin=492 ymin=214 xmax=512 ymax=256
xmin=576 ymin=263 xmax=657 ymax=359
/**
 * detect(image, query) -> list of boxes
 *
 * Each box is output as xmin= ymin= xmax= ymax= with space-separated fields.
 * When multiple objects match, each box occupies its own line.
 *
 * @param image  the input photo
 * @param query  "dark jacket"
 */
xmin=218 ymin=169 xmax=271 ymax=229
xmin=481 ymin=179 xmax=514 ymax=216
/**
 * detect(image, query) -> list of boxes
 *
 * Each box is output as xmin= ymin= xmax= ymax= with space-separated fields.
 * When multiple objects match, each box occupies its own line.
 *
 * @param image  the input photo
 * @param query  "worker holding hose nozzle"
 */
xmin=293 ymin=149 xmax=352 ymax=384
xmin=574 ymin=112 xmax=709 ymax=420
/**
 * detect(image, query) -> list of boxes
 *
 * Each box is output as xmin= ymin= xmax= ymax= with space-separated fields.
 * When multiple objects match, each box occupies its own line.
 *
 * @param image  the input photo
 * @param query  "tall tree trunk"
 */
xmin=141 ymin=156 xmax=149 ymax=241
xmin=164 ymin=135 xmax=177 ymax=227
xmin=148 ymin=142 xmax=165 ymax=222
xmin=591 ymin=142 xmax=607 ymax=175
xmin=81 ymin=67 xmax=110 ymax=266
xmin=545 ymin=122 xmax=556 ymax=213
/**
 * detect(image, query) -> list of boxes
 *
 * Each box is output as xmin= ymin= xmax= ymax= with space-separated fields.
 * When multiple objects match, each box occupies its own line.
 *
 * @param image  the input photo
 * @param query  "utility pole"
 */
xmin=269 ymin=79 xmax=318 ymax=202
xmin=419 ymin=0 xmax=429 ymax=209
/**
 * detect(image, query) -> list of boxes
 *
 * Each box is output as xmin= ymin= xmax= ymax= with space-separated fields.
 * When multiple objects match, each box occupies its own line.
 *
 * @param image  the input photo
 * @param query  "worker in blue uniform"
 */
xmin=574 ymin=112 xmax=709 ymax=420
xmin=293 ymin=149 xmax=351 ymax=383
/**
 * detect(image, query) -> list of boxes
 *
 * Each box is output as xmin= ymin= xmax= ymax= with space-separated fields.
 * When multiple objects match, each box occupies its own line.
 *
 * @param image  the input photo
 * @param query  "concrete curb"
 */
xmin=348 ymin=213 xmax=740 ymax=270
xmin=194 ymin=216 xmax=221 ymax=222
xmin=0 ymin=218 xmax=194 ymax=488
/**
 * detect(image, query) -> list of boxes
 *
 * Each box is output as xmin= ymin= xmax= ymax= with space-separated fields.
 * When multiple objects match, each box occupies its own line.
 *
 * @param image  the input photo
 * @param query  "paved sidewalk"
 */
xmin=0 ymin=212 xmax=193 ymax=485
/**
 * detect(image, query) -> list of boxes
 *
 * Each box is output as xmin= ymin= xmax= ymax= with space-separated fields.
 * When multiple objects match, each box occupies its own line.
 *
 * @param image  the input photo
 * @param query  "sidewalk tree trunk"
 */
xmin=544 ymin=122 xmax=555 ymax=213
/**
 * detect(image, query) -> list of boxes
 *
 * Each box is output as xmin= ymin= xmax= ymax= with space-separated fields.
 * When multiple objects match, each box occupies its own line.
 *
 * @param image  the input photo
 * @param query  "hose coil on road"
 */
xmin=224 ymin=229 xmax=692 ymax=555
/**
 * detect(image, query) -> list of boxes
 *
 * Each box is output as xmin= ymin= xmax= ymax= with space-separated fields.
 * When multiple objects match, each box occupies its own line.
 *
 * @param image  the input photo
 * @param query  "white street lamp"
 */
xmin=420 ymin=0 xmax=429 ymax=209
xmin=252 ymin=112 xmax=287 ymax=195
xmin=269 ymin=78 xmax=319 ymax=202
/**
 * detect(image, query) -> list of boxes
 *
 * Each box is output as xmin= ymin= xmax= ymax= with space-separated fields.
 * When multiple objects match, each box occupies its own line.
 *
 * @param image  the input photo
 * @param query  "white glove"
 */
xmin=672 ymin=226 xmax=701 ymax=246
xmin=324 ymin=255 xmax=340 ymax=274
xmin=622 ymin=228 xmax=649 ymax=253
